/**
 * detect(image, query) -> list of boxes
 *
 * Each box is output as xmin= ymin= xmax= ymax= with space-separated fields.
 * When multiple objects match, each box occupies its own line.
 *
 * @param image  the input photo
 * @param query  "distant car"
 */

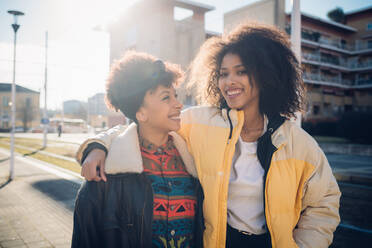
xmin=30 ymin=127 xmax=43 ymax=133
xmin=15 ymin=127 xmax=24 ymax=133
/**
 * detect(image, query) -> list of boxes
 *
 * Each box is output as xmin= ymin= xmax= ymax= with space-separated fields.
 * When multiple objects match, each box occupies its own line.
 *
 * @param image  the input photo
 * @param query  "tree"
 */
xmin=327 ymin=7 xmax=345 ymax=24
xmin=17 ymin=98 xmax=37 ymax=131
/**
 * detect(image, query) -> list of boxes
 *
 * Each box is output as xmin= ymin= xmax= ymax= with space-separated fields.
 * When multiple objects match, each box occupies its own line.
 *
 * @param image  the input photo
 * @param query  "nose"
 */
xmin=226 ymin=74 xmax=238 ymax=86
xmin=173 ymin=97 xmax=183 ymax=110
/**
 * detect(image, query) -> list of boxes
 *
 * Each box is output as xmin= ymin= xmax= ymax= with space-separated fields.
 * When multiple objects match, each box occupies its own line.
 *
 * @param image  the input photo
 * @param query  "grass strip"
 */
xmin=0 ymin=143 xmax=81 ymax=174
xmin=0 ymin=137 xmax=78 ymax=158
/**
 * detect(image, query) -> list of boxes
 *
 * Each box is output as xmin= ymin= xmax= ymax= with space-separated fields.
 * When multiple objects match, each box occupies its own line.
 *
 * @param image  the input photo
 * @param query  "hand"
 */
xmin=81 ymin=149 xmax=107 ymax=182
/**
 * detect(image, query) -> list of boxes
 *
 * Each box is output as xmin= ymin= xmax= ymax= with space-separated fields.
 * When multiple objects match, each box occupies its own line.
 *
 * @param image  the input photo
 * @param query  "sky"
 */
xmin=0 ymin=0 xmax=371 ymax=110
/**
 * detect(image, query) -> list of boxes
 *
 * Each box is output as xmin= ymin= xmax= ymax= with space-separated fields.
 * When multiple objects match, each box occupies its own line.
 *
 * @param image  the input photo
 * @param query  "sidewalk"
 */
xmin=0 ymin=149 xmax=82 ymax=248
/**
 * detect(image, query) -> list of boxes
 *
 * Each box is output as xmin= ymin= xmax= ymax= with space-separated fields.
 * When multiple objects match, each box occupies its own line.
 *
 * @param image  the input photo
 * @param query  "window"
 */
xmin=367 ymin=23 xmax=372 ymax=31
xmin=2 ymin=96 xmax=9 ymax=107
xmin=26 ymin=97 xmax=31 ymax=107
xmin=313 ymin=105 xmax=320 ymax=115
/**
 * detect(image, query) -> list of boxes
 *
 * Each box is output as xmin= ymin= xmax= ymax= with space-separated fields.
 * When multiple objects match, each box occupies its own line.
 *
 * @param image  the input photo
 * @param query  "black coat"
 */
xmin=71 ymin=173 xmax=204 ymax=248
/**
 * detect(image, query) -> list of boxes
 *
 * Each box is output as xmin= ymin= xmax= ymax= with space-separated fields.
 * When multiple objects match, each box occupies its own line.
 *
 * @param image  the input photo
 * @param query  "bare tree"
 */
xmin=17 ymin=98 xmax=37 ymax=131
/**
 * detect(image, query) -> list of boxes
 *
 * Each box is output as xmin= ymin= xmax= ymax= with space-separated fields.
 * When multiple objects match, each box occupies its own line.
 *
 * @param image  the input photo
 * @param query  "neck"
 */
xmin=242 ymin=105 xmax=264 ymax=131
xmin=138 ymin=124 xmax=169 ymax=147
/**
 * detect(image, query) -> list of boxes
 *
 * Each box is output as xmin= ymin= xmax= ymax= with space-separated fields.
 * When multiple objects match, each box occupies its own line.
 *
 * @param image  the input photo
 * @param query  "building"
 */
xmin=224 ymin=0 xmax=285 ymax=32
xmin=63 ymin=100 xmax=87 ymax=119
xmin=0 ymin=83 xmax=40 ymax=131
xmin=87 ymin=93 xmax=126 ymax=128
xmin=224 ymin=2 xmax=372 ymax=120
xmin=88 ymin=93 xmax=108 ymax=116
xmin=285 ymin=7 xmax=372 ymax=120
xmin=107 ymin=0 xmax=214 ymax=104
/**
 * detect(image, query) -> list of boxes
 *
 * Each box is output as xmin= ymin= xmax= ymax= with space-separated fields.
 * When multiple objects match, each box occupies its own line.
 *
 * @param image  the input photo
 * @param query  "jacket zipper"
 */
xmin=217 ymin=109 xmax=241 ymax=246
xmin=259 ymin=115 xmax=285 ymax=248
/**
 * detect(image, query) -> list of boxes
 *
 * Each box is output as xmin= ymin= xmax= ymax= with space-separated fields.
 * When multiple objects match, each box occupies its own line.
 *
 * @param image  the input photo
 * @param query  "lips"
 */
xmin=225 ymin=88 xmax=243 ymax=98
xmin=168 ymin=113 xmax=181 ymax=120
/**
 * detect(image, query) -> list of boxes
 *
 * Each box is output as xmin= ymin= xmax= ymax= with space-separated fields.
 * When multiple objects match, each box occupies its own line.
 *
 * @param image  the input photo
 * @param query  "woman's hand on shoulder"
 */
xmin=81 ymin=149 xmax=107 ymax=182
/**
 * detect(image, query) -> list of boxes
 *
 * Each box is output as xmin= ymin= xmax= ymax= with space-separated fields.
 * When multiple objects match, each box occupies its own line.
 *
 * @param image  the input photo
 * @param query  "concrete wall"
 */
xmin=224 ymin=0 xmax=285 ymax=33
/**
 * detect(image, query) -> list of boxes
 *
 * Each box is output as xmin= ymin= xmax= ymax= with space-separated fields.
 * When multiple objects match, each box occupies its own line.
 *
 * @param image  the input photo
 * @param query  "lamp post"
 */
xmin=290 ymin=0 xmax=302 ymax=126
xmin=8 ymin=10 xmax=24 ymax=180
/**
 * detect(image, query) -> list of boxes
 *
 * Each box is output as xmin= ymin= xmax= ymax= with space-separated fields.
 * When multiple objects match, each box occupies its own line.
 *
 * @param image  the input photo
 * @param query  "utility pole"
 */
xmin=43 ymin=31 xmax=48 ymax=147
xmin=291 ymin=0 xmax=302 ymax=126
xmin=8 ymin=10 xmax=24 ymax=180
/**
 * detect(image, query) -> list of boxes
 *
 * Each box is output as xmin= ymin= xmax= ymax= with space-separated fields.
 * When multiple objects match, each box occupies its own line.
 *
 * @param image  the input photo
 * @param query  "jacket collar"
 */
xmin=104 ymin=123 xmax=198 ymax=178
xmin=222 ymin=107 xmax=287 ymax=148
xmin=268 ymin=115 xmax=287 ymax=148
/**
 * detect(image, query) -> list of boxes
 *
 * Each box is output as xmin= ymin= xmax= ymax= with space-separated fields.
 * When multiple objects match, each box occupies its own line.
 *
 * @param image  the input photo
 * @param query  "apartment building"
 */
xmin=0 ymin=83 xmax=40 ymax=131
xmin=286 ymin=7 xmax=372 ymax=120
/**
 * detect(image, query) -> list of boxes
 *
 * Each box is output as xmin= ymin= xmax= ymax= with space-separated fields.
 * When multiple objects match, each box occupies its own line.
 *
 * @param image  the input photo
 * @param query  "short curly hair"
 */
xmin=188 ymin=23 xmax=305 ymax=118
xmin=105 ymin=51 xmax=183 ymax=122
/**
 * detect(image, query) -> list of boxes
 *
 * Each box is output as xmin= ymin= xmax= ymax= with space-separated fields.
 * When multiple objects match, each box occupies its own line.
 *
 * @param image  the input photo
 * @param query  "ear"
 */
xmin=136 ymin=107 xmax=148 ymax=123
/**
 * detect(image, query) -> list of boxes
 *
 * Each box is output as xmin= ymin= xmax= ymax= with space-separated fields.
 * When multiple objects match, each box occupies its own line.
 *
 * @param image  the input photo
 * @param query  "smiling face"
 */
xmin=218 ymin=53 xmax=260 ymax=112
xmin=136 ymin=85 xmax=183 ymax=133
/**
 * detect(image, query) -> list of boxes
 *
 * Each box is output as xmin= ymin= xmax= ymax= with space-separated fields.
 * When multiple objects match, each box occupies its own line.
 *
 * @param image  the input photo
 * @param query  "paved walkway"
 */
xmin=0 ymin=144 xmax=371 ymax=248
xmin=0 ymin=149 xmax=82 ymax=248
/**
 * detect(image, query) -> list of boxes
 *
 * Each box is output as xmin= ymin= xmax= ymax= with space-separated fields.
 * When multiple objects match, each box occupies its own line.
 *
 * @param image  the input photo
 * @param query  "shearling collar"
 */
xmin=104 ymin=123 xmax=198 ymax=178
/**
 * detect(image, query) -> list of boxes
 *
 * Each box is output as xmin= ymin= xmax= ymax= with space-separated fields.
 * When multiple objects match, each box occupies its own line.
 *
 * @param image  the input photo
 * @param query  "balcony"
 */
xmin=301 ymin=34 xmax=372 ymax=54
xmin=302 ymin=53 xmax=349 ymax=70
xmin=355 ymin=79 xmax=372 ymax=88
xmin=302 ymin=53 xmax=372 ymax=71
xmin=303 ymin=73 xmax=353 ymax=88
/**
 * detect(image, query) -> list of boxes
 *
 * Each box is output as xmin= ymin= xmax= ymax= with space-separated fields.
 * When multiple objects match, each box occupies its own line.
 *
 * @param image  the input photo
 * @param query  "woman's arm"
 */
xmin=76 ymin=125 xmax=127 ymax=181
xmin=293 ymin=150 xmax=341 ymax=248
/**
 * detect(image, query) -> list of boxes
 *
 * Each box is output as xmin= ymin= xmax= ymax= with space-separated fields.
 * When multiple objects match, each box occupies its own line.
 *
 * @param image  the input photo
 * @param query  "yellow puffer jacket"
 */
xmin=77 ymin=106 xmax=341 ymax=248
xmin=179 ymin=106 xmax=340 ymax=248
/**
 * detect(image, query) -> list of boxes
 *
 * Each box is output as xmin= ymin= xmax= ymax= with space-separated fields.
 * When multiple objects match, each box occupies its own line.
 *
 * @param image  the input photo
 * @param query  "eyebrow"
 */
xmin=220 ymin=64 xmax=245 ymax=70
xmin=158 ymin=89 xmax=171 ymax=97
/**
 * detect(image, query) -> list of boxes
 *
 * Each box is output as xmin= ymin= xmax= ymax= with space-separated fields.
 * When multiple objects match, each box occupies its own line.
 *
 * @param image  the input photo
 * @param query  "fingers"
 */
xmin=81 ymin=161 xmax=102 ymax=182
xmin=100 ymin=159 xmax=107 ymax=182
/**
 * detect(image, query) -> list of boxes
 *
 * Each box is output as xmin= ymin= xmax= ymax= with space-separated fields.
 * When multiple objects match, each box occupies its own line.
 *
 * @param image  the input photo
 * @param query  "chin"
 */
xmin=226 ymin=102 xmax=242 ymax=110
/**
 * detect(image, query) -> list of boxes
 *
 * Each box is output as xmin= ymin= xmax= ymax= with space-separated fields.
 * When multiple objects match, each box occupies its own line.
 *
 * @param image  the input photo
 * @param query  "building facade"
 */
xmin=224 ymin=0 xmax=285 ymax=32
xmin=286 ymin=8 xmax=372 ymax=120
xmin=87 ymin=93 xmax=126 ymax=128
xmin=0 ymin=83 xmax=40 ymax=131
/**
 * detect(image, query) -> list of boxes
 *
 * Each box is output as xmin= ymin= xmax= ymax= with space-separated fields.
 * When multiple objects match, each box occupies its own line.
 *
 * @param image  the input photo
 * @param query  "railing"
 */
xmin=355 ymin=79 xmax=372 ymax=86
xmin=303 ymin=73 xmax=354 ymax=86
xmin=303 ymin=53 xmax=372 ymax=70
xmin=302 ymin=34 xmax=371 ymax=52
xmin=349 ymin=60 xmax=372 ymax=70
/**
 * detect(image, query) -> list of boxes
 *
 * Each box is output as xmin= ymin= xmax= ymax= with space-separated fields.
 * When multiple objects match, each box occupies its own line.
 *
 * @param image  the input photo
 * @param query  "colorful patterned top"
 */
xmin=140 ymin=135 xmax=197 ymax=248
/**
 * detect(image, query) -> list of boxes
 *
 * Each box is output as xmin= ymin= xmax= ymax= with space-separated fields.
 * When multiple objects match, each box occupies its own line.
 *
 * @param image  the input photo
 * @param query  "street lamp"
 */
xmin=8 ymin=10 xmax=24 ymax=180
xmin=290 ymin=0 xmax=302 ymax=126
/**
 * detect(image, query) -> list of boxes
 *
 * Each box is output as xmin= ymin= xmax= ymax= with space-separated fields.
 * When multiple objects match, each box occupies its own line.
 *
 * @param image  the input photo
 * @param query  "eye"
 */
xmin=237 ymin=70 xmax=247 ymax=75
xmin=219 ymin=71 xmax=228 ymax=78
xmin=162 ymin=95 xmax=170 ymax=101
xmin=174 ymin=93 xmax=178 ymax=99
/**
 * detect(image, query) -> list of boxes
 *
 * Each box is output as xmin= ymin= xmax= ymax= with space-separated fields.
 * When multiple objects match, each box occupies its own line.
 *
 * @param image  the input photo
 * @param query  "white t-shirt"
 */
xmin=227 ymin=119 xmax=267 ymax=234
